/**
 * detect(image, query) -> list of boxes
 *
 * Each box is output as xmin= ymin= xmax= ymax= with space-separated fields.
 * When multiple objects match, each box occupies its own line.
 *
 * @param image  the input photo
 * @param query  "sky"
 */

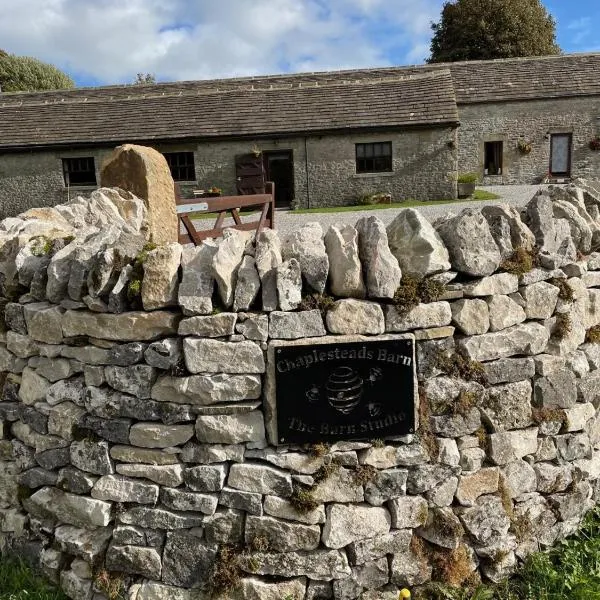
xmin=0 ymin=0 xmax=598 ymax=87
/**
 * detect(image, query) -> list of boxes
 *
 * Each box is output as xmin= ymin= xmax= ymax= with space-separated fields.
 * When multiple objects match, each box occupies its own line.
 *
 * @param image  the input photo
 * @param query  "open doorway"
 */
xmin=263 ymin=150 xmax=294 ymax=208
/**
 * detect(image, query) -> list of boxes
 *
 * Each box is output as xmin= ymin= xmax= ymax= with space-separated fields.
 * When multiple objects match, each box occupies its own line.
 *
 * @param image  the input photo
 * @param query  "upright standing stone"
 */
xmin=178 ymin=243 xmax=217 ymax=316
xmin=255 ymin=229 xmax=283 ymax=312
xmin=100 ymin=144 xmax=178 ymax=244
xmin=212 ymin=229 xmax=249 ymax=308
xmin=276 ymin=259 xmax=302 ymax=311
xmin=324 ymin=224 xmax=366 ymax=298
xmin=356 ymin=216 xmax=401 ymax=299
xmin=142 ymin=243 xmax=182 ymax=311
xmin=283 ymin=222 xmax=329 ymax=293
xmin=233 ymin=256 xmax=261 ymax=311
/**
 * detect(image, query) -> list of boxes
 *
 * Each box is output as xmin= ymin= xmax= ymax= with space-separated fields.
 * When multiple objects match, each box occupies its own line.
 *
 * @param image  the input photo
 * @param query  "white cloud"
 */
xmin=0 ymin=0 xmax=443 ymax=84
xmin=567 ymin=16 xmax=591 ymax=46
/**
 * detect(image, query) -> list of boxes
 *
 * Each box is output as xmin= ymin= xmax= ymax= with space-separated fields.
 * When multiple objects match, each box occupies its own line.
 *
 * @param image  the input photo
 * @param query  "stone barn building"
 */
xmin=0 ymin=52 xmax=599 ymax=216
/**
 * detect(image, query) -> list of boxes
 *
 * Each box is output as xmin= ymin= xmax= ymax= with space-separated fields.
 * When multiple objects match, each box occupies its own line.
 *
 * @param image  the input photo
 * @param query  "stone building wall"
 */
xmin=458 ymin=96 xmax=600 ymax=184
xmin=1 ymin=177 xmax=600 ymax=599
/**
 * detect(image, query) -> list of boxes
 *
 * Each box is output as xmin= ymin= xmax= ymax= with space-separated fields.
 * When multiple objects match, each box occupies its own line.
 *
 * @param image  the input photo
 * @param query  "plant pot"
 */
xmin=457 ymin=182 xmax=476 ymax=198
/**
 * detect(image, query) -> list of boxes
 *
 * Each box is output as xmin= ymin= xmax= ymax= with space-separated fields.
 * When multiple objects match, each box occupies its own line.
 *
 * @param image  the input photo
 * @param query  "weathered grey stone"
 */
xmin=347 ymin=529 xmax=412 ymax=566
xmin=487 ymin=295 xmax=526 ymax=332
xmin=283 ymin=222 xmax=329 ymax=293
xmin=522 ymin=281 xmax=560 ymax=319
xmin=269 ymin=310 xmax=326 ymax=339
xmin=178 ymin=313 xmax=236 ymax=337
xmin=11 ymin=421 xmax=67 ymax=452
xmin=231 ymin=578 xmax=307 ymax=600
xmin=364 ymin=468 xmax=408 ymax=506
xmin=482 ymin=203 xmax=536 ymax=254
xmin=212 ymin=229 xmax=250 ymax=308
xmin=57 ymin=466 xmax=97 ymax=494
xmin=219 ymin=487 xmax=263 ymax=515
xmin=276 ymin=259 xmax=302 ymax=311
xmin=202 ymin=508 xmax=244 ymax=544
xmin=501 ymin=460 xmax=537 ymax=499
xmin=462 ymin=273 xmax=519 ymax=297
xmin=387 ymin=209 xmax=450 ymax=277
xmin=263 ymin=495 xmax=325 ymax=525
xmin=129 ymin=423 xmax=194 ymax=448
xmin=0 ymin=345 xmax=26 ymax=373
xmin=141 ymin=243 xmax=181 ymax=310
xmin=144 ymin=338 xmax=182 ymax=369
xmin=18 ymin=467 xmax=58 ymax=489
xmin=60 ymin=569 xmax=92 ymax=600
xmin=228 ymin=463 xmax=292 ymax=496
xmin=184 ymin=338 xmax=265 ymax=373
xmin=484 ymin=357 xmax=535 ymax=385
xmin=195 ymin=411 xmax=265 ymax=444
xmin=18 ymin=367 xmax=51 ymax=405
xmin=5 ymin=303 xmax=27 ymax=334
xmin=160 ymin=487 xmax=218 ymax=515
xmin=311 ymin=467 xmax=364 ymax=503
xmin=92 ymin=475 xmax=159 ymax=504
xmin=105 ymin=365 xmax=157 ymax=399
xmin=107 ymin=342 xmax=146 ymax=366
xmin=183 ymin=464 xmax=228 ymax=492
xmin=35 ymin=447 xmax=71 ymax=470
xmin=324 ymin=224 xmax=366 ymax=298
xmin=326 ymin=300 xmax=384 ymax=335
xmin=360 ymin=443 xmax=429 ymax=469
xmin=62 ymin=310 xmax=179 ymax=341
xmin=535 ymin=462 xmax=573 ymax=493
xmin=459 ymin=495 xmax=510 ymax=545
xmin=28 ymin=356 xmax=77 ymax=382
xmin=118 ymin=506 xmax=204 ymax=529
xmin=245 ymin=515 xmax=320 ymax=552
xmin=430 ymin=408 xmax=482 ymax=438
xmin=456 ymin=468 xmax=499 ymax=506
xmin=390 ymin=544 xmax=432 ymax=587
xmin=333 ymin=557 xmax=389 ymax=598
xmin=48 ymin=402 xmax=85 ymax=440
xmin=566 ymin=350 xmax=590 ymax=378
xmin=578 ymin=371 xmax=600 ymax=406
xmin=451 ymin=299 xmax=489 ymax=335
xmin=178 ymin=243 xmax=217 ymax=316
xmin=436 ymin=209 xmax=502 ymax=276
xmin=356 ymin=216 xmax=401 ymax=299
xmin=255 ymin=229 xmax=283 ymax=311
xmin=407 ymin=464 xmax=459 ymax=494
xmin=534 ymin=368 xmax=578 ymax=408
xmin=7 ymin=331 xmax=40 ymax=358
xmin=235 ymin=314 xmax=269 ymax=342
xmin=132 ymin=582 xmax=205 ymax=600
xmin=388 ymin=495 xmax=428 ymax=529
xmin=106 ymin=544 xmax=162 ymax=579
xmin=564 ymin=403 xmax=595 ymax=432
xmin=488 ymin=428 xmax=539 ymax=465
xmin=418 ymin=506 xmax=464 ymax=549
xmin=480 ymin=380 xmax=533 ymax=431
xmin=116 ymin=463 xmax=183 ymax=487
xmin=70 ymin=439 xmax=113 ymax=475
xmin=457 ymin=322 xmax=549 ymax=361
xmin=54 ymin=525 xmax=112 ymax=563
xmin=385 ymin=301 xmax=451 ymax=332
xmin=107 ymin=264 xmax=133 ymax=314
xmin=556 ymin=432 xmax=591 ymax=461
xmin=233 ymin=255 xmax=261 ymax=311
xmin=110 ymin=445 xmax=179 ymax=465
xmin=25 ymin=487 xmax=112 ymax=527
xmin=322 ymin=504 xmax=391 ymax=549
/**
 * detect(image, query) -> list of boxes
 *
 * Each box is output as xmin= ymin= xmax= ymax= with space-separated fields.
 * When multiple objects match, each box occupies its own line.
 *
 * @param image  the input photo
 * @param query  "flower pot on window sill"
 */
xmin=457 ymin=182 xmax=476 ymax=198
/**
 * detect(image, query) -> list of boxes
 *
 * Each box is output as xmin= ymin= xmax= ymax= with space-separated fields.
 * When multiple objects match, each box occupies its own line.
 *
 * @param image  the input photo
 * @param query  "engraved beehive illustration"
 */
xmin=325 ymin=366 xmax=364 ymax=414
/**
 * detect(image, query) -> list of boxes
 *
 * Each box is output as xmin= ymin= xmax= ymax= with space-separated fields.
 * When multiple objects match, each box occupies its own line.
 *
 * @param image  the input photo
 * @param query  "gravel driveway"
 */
xmin=191 ymin=184 xmax=547 ymax=237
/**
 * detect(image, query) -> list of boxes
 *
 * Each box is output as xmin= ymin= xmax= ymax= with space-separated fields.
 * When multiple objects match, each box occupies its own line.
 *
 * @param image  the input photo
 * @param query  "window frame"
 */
xmin=62 ymin=157 xmax=97 ymax=187
xmin=484 ymin=141 xmax=503 ymax=176
xmin=163 ymin=151 xmax=197 ymax=182
xmin=355 ymin=142 xmax=393 ymax=174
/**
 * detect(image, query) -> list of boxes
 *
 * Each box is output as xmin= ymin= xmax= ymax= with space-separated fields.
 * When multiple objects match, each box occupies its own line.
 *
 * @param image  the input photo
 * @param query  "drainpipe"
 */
xmin=304 ymin=136 xmax=311 ymax=209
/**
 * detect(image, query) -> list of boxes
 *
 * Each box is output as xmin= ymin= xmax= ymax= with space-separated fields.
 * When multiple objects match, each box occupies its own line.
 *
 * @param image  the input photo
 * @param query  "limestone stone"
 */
xmin=18 ymin=367 xmax=51 ymax=405
xmin=178 ymin=313 xmax=236 ymax=337
xmin=426 ymin=475 xmax=459 ymax=507
xmin=60 ymin=570 xmax=92 ymax=600
xmin=29 ymin=356 xmax=76 ymax=382
xmin=534 ymin=368 xmax=578 ymax=408
xmin=390 ymin=545 xmax=432 ymax=587
xmin=418 ymin=506 xmax=464 ymax=549
xmin=184 ymin=338 xmax=264 ymax=373
xmin=105 ymin=365 xmax=157 ymax=399
xmin=62 ymin=310 xmax=179 ymax=341
xmin=219 ymin=487 xmax=263 ymax=515
xmin=388 ymin=496 xmax=428 ymax=529
xmin=269 ymin=310 xmax=326 ymax=339
xmin=283 ymin=222 xmax=329 ymax=293
xmin=347 ymin=529 xmax=412 ymax=566
xmin=108 ymin=264 xmax=133 ymax=313
xmin=54 ymin=525 xmax=112 ymax=563
xmin=195 ymin=411 xmax=266 ymax=444
xmin=106 ymin=544 xmax=162 ymax=579
xmin=325 ymin=299 xmax=384 ymax=335
xmin=322 ymin=504 xmax=390 ymax=549
xmin=484 ymin=357 xmax=535 ymax=385
xmin=233 ymin=255 xmax=261 ymax=311
xmin=407 ymin=464 xmax=461 ymax=494
xmin=231 ymin=578 xmax=307 ymax=600
xmin=566 ymin=350 xmax=590 ymax=378
xmin=436 ymin=209 xmax=502 ymax=276
xmin=481 ymin=204 xmax=536 ymax=254
xmin=488 ymin=428 xmax=539 ymax=465
xmin=579 ymin=371 xmax=600 ymax=406
xmin=364 ymin=468 xmax=408 ymax=506
xmin=12 ymin=421 xmax=67 ymax=452
xmin=48 ymin=402 xmax=85 ymax=440
xmin=140 ymin=243 xmax=181 ymax=310
xmin=7 ymin=331 xmax=40 ymax=359
xmin=311 ymin=467 xmax=364 ymax=503
xmin=178 ymin=243 xmax=217 ymax=316
xmin=245 ymin=515 xmax=320 ymax=552
xmin=324 ymin=224 xmax=366 ymax=298
xmin=451 ymin=299 xmax=489 ymax=335
xmin=211 ymin=229 xmax=250 ymax=307
xmin=387 ymin=209 xmax=450 ymax=277
xmin=184 ymin=464 xmax=228 ymax=492
xmin=100 ymin=144 xmax=177 ymax=243
xmin=462 ymin=273 xmax=519 ymax=297
xmin=501 ymin=461 xmax=537 ymax=498
xmin=204 ymin=508 xmax=245 ymax=544
xmin=18 ymin=467 xmax=58 ymax=489
xmin=152 ymin=373 xmax=260 ymax=405
xmin=92 ymin=475 xmax=158 ymax=504
xmin=456 ymin=468 xmax=500 ymax=506
xmin=129 ymin=423 xmax=194 ymax=448
xmin=564 ymin=403 xmax=596 ymax=432
xmin=459 ymin=495 xmax=510 ymax=545
xmin=385 ymin=301 xmax=451 ymax=332
xmin=521 ymin=281 xmax=560 ymax=319
xmin=360 ymin=443 xmax=429 ymax=469
xmin=132 ymin=583 xmax=204 ymax=600
xmin=116 ymin=464 xmax=184 ymax=487
xmin=535 ymin=462 xmax=573 ymax=493
xmin=556 ymin=432 xmax=591 ymax=461
xmin=228 ymin=463 xmax=292 ymax=496
xmin=457 ymin=322 xmax=549 ymax=361
xmin=487 ymin=295 xmax=526 ymax=332
xmin=160 ymin=488 xmax=218 ymax=515
xmin=25 ymin=487 xmax=111 ymax=528
xmin=143 ymin=338 xmax=181 ymax=369
xmin=23 ymin=303 xmax=64 ymax=344
xmin=480 ymin=380 xmax=533 ymax=431
xmin=263 ymin=496 xmax=326 ymax=525
xmin=276 ymin=259 xmax=302 ymax=311
xmin=118 ymin=506 xmax=204 ymax=529
xmin=255 ymin=229 xmax=283 ymax=311
xmin=356 ymin=216 xmax=401 ymax=299
xmin=235 ymin=314 xmax=269 ymax=342
xmin=110 ymin=445 xmax=180 ymax=465
xmin=70 ymin=439 xmax=113 ymax=475
xmin=333 ymin=558 xmax=389 ymax=598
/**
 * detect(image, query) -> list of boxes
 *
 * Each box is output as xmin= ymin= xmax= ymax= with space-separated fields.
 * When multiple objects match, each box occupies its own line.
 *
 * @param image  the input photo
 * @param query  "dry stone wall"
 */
xmin=1 ymin=178 xmax=600 ymax=600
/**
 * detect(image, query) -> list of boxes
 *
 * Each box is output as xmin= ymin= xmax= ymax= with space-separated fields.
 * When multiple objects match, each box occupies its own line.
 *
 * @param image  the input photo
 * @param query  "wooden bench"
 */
xmin=176 ymin=182 xmax=275 ymax=245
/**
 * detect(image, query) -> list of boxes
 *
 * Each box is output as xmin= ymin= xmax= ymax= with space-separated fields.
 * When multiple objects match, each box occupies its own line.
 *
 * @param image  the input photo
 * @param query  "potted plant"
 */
xmin=517 ymin=139 xmax=533 ymax=154
xmin=456 ymin=172 xmax=478 ymax=198
xmin=589 ymin=137 xmax=600 ymax=151
xmin=198 ymin=186 xmax=222 ymax=198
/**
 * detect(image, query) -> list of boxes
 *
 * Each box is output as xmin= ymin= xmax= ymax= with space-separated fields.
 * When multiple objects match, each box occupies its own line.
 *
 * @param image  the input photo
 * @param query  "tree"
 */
xmin=133 ymin=73 xmax=156 ymax=84
xmin=428 ymin=0 xmax=560 ymax=63
xmin=0 ymin=51 xmax=74 ymax=92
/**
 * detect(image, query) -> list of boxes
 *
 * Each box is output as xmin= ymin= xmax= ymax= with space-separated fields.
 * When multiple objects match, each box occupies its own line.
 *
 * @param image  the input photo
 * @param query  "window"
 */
xmin=484 ymin=141 xmax=503 ymax=175
xmin=62 ymin=157 xmax=96 ymax=186
xmin=163 ymin=152 xmax=196 ymax=181
xmin=355 ymin=142 xmax=392 ymax=173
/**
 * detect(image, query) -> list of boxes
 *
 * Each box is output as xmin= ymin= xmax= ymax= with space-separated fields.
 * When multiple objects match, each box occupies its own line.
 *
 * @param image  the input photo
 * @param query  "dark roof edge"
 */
xmin=457 ymin=90 xmax=600 ymax=107
xmin=0 ymin=120 xmax=461 ymax=153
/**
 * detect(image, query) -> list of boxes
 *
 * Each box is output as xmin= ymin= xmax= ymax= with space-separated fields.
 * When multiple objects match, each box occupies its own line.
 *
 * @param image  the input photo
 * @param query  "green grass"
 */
xmin=291 ymin=190 xmax=501 ymax=214
xmin=0 ymin=556 xmax=67 ymax=600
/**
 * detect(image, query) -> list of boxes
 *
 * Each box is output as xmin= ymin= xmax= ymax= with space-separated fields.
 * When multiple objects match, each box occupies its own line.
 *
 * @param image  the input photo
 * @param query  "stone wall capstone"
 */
xmin=1 ymin=177 xmax=600 ymax=599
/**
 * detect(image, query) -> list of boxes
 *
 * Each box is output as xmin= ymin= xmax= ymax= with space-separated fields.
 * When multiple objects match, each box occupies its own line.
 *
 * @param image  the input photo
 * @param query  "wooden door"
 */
xmin=550 ymin=134 xmax=572 ymax=176
xmin=235 ymin=153 xmax=265 ymax=195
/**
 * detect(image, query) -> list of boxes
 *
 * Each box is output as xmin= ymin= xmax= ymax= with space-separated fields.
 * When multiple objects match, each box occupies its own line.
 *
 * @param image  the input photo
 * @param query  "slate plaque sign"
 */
xmin=275 ymin=338 xmax=415 ymax=444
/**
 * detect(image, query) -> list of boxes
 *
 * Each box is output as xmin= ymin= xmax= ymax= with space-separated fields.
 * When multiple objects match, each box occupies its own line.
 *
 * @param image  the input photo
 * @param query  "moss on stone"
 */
xmin=552 ymin=313 xmax=572 ymax=341
xmin=418 ymin=385 xmax=439 ymax=458
xmin=207 ymin=545 xmax=242 ymax=595
xmin=352 ymin=464 xmax=378 ymax=486
xmin=308 ymin=442 xmax=330 ymax=458
xmin=393 ymin=275 xmax=446 ymax=315
xmin=289 ymin=484 xmax=319 ymax=514
xmin=297 ymin=293 xmax=335 ymax=315
xmin=550 ymin=278 xmax=575 ymax=301
xmin=30 ymin=236 xmax=53 ymax=257
xmin=435 ymin=351 xmax=487 ymax=384
xmin=532 ymin=407 xmax=566 ymax=425
xmin=500 ymin=246 xmax=539 ymax=276
xmin=586 ymin=325 xmax=600 ymax=344
xmin=94 ymin=570 xmax=125 ymax=600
